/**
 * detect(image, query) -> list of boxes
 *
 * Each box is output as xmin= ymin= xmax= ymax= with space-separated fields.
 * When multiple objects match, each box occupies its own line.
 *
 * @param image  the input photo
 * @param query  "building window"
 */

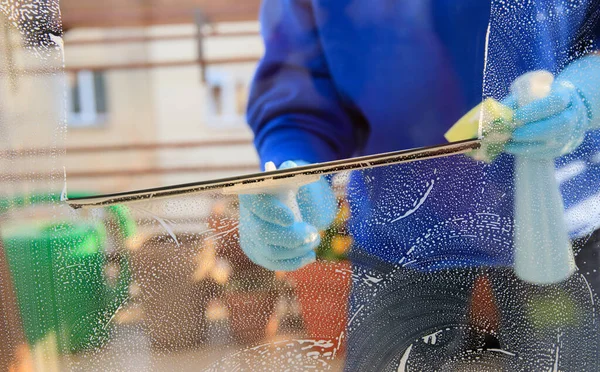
xmin=205 ymin=68 xmax=250 ymax=128
xmin=68 ymin=70 xmax=107 ymax=127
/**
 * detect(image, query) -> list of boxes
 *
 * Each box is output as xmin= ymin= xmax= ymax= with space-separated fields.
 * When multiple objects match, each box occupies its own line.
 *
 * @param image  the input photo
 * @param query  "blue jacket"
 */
xmin=247 ymin=0 xmax=600 ymax=269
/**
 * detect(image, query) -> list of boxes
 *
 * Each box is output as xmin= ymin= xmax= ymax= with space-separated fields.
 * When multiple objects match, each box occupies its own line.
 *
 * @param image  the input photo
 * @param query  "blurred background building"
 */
xmin=60 ymin=0 xmax=263 ymax=194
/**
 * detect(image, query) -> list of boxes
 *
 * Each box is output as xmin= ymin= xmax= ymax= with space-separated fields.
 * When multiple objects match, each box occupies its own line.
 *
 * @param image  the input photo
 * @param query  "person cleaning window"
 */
xmin=240 ymin=0 xmax=600 ymax=369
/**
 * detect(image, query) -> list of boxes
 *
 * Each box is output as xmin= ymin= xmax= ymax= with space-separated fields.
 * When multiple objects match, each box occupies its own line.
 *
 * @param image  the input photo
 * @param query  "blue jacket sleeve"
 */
xmin=247 ymin=0 xmax=364 ymax=168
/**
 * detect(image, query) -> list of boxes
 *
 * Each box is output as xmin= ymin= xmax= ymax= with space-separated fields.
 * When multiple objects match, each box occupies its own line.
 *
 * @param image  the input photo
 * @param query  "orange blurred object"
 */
xmin=287 ymin=260 xmax=352 ymax=354
xmin=468 ymin=274 xmax=500 ymax=334
xmin=8 ymin=345 xmax=34 ymax=372
xmin=331 ymin=236 xmax=353 ymax=256
xmin=225 ymin=291 xmax=277 ymax=345
xmin=335 ymin=201 xmax=351 ymax=223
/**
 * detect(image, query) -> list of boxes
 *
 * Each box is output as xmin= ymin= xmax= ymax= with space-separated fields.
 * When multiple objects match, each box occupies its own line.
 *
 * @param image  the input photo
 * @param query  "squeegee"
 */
xmin=66 ymin=139 xmax=480 ymax=209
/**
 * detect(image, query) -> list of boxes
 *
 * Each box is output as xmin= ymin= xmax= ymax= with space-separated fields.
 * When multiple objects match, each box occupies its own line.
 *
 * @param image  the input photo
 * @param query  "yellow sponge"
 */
xmin=445 ymin=98 xmax=513 ymax=142
xmin=445 ymin=98 xmax=514 ymax=163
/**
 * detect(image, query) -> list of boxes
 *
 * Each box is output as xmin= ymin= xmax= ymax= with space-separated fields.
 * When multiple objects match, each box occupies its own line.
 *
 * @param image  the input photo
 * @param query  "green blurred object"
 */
xmin=315 ymin=198 xmax=352 ymax=262
xmin=1 ymin=193 xmax=135 ymax=353
xmin=527 ymin=289 xmax=581 ymax=330
xmin=0 ymin=192 xmax=137 ymax=239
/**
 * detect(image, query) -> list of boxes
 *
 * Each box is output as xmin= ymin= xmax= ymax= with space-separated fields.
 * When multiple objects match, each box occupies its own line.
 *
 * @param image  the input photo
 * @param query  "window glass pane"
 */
xmin=69 ymin=73 xmax=81 ymax=114
xmin=3 ymin=0 xmax=600 ymax=371
xmin=93 ymin=71 xmax=107 ymax=114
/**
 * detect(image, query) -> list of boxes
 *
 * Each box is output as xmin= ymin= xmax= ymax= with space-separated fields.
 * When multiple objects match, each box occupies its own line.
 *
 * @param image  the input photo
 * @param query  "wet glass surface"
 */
xmin=2 ymin=0 xmax=600 ymax=371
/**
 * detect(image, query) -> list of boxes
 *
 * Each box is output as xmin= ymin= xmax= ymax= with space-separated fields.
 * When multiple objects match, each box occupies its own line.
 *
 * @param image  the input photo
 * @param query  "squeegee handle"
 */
xmin=264 ymin=161 xmax=303 ymax=222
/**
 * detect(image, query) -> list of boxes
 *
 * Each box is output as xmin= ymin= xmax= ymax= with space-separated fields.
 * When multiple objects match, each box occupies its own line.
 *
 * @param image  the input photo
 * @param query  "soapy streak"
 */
xmin=207 ymin=222 xmax=240 ymax=240
xmin=581 ymin=274 xmax=596 ymax=325
xmin=204 ymin=338 xmax=333 ymax=370
xmin=555 ymin=160 xmax=586 ymax=184
xmin=103 ymin=297 xmax=128 ymax=330
xmin=134 ymin=206 xmax=180 ymax=246
xmin=61 ymin=166 xmax=68 ymax=202
xmin=487 ymin=348 xmax=516 ymax=356
xmin=397 ymin=344 xmax=413 ymax=372
xmin=333 ymin=332 xmax=344 ymax=359
xmin=480 ymin=21 xmax=492 ymax=138
xmin=391 ymin=180 xmax=435 ymax=223
xmin=550 ymin=332 xmax=563 ymax=372
xmin=401 ymin=259 xmax=417 ymax=267
xmin=57 ymin=263 xmax=84 ymax=273
xmin=348 ymin=305 xmax=364 ymax=326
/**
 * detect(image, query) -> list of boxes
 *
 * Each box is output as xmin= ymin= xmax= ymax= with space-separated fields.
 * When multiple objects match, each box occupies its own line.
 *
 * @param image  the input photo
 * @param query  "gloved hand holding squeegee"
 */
xmin=235 ymin=161 xmax=337 ymax=272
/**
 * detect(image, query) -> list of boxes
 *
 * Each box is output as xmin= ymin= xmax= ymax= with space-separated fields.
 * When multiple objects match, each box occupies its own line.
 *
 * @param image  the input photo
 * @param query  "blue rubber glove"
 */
xmin=505 ymin=55 xmax=600 ymax=159
xmin=238 ymin=160 xmax=337 ymax=271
